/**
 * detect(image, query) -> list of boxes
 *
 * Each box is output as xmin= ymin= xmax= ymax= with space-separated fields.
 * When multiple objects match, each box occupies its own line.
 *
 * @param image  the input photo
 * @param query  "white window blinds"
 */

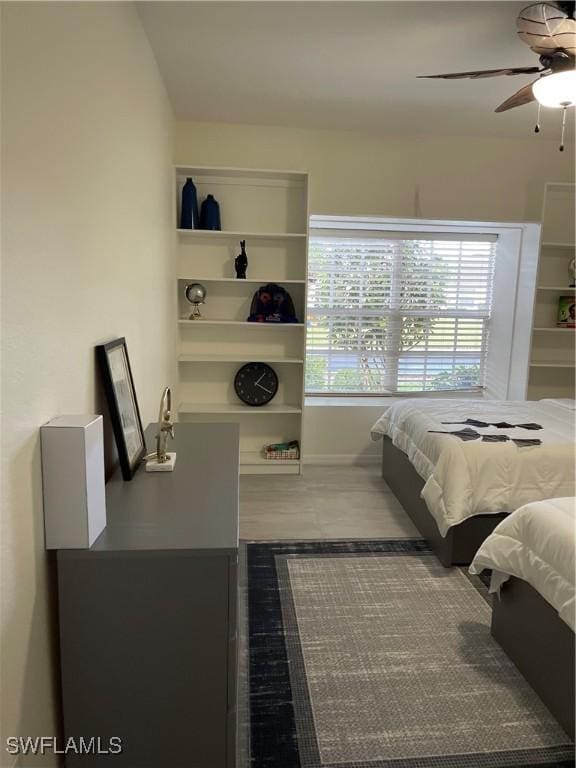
xmin=306 ymin=228 xmax=497 ymax=394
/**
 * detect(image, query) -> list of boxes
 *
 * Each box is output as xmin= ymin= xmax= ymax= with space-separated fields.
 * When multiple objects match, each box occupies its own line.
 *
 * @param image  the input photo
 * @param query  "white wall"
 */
xmin=175 ymin=120 xmax=574 ymax=222
xmin=175 ymin=119 xmax=574 ymax=463
xmin=1 ymin=4 xmax=175 ymax=762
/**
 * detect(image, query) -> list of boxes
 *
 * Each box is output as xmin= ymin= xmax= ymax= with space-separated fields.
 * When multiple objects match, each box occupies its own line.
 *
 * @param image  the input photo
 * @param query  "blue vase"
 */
xmin=180 ymin=178 xmax=199 ymax=229
xmin=200 ymin=194 xmax=221 ymax=231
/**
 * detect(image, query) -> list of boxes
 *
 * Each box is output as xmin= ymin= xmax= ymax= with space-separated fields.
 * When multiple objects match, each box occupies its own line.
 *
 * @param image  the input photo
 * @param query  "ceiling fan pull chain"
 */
xmin=534 ymin=103 xmax=541 ymax=133
xmin=559 ymin=107 xmax=567 ymax=152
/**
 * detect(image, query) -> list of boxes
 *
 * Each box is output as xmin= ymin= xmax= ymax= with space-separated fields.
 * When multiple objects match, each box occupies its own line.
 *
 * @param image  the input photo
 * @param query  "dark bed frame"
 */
xmin=381 ymin=436 xmax=506 ymax=567
xmin=492 ymin=576 xmax=575 ymax=741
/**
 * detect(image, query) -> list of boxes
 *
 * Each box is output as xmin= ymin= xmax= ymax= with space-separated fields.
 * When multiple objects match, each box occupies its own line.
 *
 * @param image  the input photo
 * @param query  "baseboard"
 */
xmin=303 ymin=453 xmax=380 ymax=466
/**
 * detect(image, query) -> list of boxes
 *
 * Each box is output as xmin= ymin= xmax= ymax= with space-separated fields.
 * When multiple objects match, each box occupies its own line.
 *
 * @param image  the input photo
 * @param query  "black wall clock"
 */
xmin=234 ymin=363 xmax=278 ymax=407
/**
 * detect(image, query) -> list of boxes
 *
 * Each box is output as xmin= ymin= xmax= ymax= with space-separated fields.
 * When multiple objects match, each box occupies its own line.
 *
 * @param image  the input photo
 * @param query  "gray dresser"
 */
xmin=56 ymin=423 xmax=240 ymax=768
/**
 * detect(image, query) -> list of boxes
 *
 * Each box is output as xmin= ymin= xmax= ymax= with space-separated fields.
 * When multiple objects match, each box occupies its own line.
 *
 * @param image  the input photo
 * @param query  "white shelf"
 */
xmin=537 ymin=285 xmax=575 ymax=291
xmin=178 ymin=319 xmax=305 ymax=329
xmin=177 ymin=276 xmax=306 ymax=285
xmin=177 ymin=229 xmax=306 ymax=241
xmin=175 ymin=165 xmax=307 ymax=182
xmin=178 ymin=402 xmax=302 ymax=415
xmin=178 ymin=354 xmax=304 ymax=364
xmin=529 ymin=184 xmax=576 ymax=400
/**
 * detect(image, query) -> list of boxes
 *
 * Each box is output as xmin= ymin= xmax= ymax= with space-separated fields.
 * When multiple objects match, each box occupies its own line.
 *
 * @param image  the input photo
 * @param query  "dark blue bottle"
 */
xmin=200 ymin=194 xmax=221 ymax=230
xmin=180 ymin=178 xmax=199 ymax=229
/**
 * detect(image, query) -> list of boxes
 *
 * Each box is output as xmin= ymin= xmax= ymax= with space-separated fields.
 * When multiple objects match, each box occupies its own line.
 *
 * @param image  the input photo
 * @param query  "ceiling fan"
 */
xmin=418 ymin=1 xmax=576 ymax=149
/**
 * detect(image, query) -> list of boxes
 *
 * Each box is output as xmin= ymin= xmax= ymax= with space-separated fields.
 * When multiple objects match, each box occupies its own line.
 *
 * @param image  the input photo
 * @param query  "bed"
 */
xmin=371 ymin=398 xmax=575 ymax=566
xmin=470 ymin=497 xmax=575 ymax=739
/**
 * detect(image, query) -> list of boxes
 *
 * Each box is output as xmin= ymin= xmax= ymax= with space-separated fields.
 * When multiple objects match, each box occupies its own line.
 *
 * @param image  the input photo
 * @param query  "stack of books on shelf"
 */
xmin=264 ymin=441 xmax=300 ymax=461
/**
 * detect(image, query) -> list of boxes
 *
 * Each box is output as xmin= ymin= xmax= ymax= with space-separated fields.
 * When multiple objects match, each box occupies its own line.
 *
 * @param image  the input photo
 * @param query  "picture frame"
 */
xmin=96 ymin=338 xmax=146 ymax=480
xmin=557 ymin=295 xmax=576 ymax=328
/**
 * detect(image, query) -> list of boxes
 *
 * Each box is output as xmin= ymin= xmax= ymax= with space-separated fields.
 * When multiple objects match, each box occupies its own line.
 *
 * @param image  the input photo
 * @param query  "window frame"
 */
xmin=305 ymin=215 xmax=540 ymax=400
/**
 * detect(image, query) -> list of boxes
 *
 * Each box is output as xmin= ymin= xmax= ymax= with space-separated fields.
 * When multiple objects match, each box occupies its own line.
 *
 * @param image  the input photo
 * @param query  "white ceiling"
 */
xmin=138 ymin=1 xmax=569 ymax=139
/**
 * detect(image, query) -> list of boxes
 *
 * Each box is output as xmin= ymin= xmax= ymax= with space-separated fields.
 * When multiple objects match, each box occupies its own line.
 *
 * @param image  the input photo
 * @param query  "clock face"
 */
xmin=234 ymin=363 xmax=279 ymax=407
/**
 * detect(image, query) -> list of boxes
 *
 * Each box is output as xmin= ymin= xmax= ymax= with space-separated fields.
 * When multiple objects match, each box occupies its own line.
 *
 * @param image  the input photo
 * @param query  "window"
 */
xmin=306 ymin=220 xmax=497 ymax=395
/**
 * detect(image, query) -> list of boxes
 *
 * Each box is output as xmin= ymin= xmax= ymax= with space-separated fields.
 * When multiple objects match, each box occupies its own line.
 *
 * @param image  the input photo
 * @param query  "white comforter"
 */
xmin=470 ymin=497 xmax=576 ymax=631
xmin=371 ymin=398 xmax=575 ymax=536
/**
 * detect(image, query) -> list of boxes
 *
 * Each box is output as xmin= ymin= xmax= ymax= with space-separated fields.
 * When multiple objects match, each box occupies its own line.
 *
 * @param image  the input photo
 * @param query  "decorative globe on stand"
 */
xmin=185 ymin=283 xmax=207 ymax=319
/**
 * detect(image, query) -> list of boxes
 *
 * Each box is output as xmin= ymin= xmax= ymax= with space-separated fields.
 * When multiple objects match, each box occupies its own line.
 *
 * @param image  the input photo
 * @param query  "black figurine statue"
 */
xmin=235 ymin=240 xmax=248 ymax=279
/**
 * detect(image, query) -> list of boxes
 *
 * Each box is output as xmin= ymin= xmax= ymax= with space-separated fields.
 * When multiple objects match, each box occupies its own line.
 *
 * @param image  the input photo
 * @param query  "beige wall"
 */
xmin=175 ymin=119 xmax=574 ymax=462
xmin=175 ymin=119 xmax=574 ymax=222
xmin=1 ymin=4 xmax=175 ymax=763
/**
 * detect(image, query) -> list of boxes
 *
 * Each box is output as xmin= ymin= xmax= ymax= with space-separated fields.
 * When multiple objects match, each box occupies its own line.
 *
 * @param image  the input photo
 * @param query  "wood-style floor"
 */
xmin=237 ymin=464 xmax=420 ymax=767
xmin=240 ymin=464 xmax=419 ymax=540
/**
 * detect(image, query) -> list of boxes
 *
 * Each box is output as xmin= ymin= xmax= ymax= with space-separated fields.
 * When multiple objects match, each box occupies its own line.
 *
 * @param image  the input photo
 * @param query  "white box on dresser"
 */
xmin=41 ymin=415 xmax=106 ymax=549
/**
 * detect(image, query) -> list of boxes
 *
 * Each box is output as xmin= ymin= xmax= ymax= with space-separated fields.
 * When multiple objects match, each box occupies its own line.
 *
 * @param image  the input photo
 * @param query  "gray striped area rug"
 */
xmin=247 ymin=540 xmax=575 ymax=768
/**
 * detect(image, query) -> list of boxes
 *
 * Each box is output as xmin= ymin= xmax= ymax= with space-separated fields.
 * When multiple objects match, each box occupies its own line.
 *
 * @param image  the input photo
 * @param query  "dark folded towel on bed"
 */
xmin=428 ymin=429 xmax=542 ymax=447
xmin=429 ymin=428 xmax=481 ymax=441
xmin=512 ymin=438 xmax=542 ymax=447
xmin=442 ymin=419 xmax=500 ymax=428
xmin=441 ymin=418 xmax=542 ymax=430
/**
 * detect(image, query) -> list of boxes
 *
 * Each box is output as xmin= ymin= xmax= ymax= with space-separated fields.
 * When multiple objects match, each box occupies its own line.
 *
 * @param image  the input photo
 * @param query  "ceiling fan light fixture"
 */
xmin=532 ymin=70 xmax=576 ymax=108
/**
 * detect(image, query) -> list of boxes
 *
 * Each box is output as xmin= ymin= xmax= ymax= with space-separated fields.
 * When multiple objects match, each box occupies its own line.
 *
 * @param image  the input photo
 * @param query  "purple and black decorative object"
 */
xmin=247 ymin=283 xmax=298 ymax=323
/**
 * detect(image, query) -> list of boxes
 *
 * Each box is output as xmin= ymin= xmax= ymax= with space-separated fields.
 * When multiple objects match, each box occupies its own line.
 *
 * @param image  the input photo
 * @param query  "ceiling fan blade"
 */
xmin=517 ymin=2 xmax=576 ymax=56
xmin=494 ymin=82 xmax=537 ymax=112
xmin=418 ymin=66 xmax=542 ymax=80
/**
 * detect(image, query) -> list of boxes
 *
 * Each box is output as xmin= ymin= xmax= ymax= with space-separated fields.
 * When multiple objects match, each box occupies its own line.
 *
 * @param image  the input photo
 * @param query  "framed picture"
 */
xmin=557 ymin=295 xmax=576 ymax=328
xmin=96 ymin=338 xmax=146 ymax=480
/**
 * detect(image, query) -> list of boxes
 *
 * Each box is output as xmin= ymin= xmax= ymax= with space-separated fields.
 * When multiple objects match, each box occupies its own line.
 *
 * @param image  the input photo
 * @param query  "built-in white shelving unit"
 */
xmin=178 ymin=319 xmax=305 ymax=328
xmin=177 ymin=229 xmax=306 ymax=240
xmin=179 ymin=403 xmax=303 ymax=415
xmin=174 ymin=165 xmax=309 ymax=474
xmin=177 ymin=277 xmax=306 ymax=284
xmin=527 ymin=183 xmax=575 ymax=399
xmin=537 ymin=286 xmax=576 ymax=292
